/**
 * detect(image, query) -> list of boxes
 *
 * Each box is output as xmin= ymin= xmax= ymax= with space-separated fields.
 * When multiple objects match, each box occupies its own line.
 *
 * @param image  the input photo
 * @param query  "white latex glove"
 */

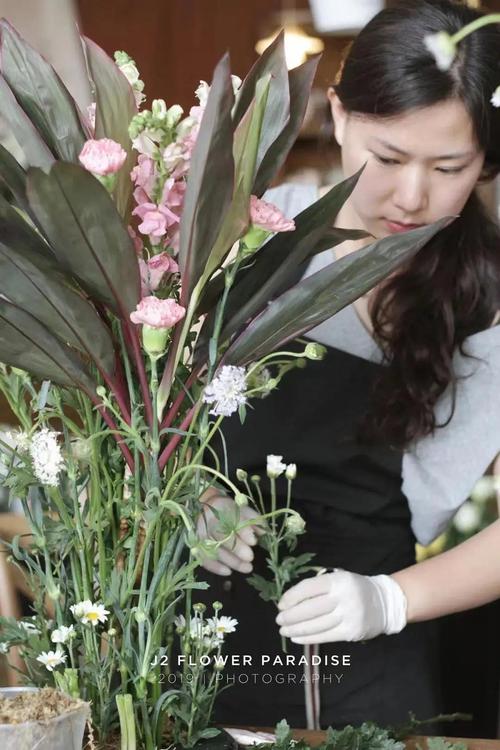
xmin=196 ymin=493 xmax=264 ymax=576
xmin=275 ymin=569 xmax=407 ymax=644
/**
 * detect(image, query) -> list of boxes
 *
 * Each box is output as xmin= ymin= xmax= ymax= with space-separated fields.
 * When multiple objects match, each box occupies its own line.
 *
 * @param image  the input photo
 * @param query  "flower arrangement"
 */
xmin=0 ymin=18 xmax=447 ymax=750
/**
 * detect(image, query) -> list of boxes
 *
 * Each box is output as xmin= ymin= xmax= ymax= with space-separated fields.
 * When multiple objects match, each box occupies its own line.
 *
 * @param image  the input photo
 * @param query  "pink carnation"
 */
xmin=79 ymin=138 xmax=127 ymax=176
xmin=250 ymin=195 xmax=295 ymax=233
xmin=139 ymin=252 xmax=179 ymax=296
xmin=130 ymin=296 xmax=185 ymax=329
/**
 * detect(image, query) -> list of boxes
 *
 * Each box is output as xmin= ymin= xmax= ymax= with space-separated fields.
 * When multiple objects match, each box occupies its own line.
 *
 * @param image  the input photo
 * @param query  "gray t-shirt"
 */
xmin=264 ymin=182 xmax=500 ymax=545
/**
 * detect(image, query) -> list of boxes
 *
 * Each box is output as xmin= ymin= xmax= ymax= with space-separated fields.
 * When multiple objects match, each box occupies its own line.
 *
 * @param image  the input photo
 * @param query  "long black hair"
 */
xmin=333 ymin=0 xmax=500 ymax=447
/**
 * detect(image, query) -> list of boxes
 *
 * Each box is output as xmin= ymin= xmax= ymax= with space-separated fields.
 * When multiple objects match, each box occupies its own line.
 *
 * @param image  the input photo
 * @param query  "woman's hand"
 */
xmin=196 ymin=493 xmax=264 ymax=576
xmin=275 ymin=569 xmax=407 ymax=644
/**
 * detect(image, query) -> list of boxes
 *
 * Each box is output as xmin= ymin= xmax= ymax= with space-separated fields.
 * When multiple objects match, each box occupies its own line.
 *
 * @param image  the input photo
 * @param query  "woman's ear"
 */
xmin=328 ymin=87 xmax=347 ymax=147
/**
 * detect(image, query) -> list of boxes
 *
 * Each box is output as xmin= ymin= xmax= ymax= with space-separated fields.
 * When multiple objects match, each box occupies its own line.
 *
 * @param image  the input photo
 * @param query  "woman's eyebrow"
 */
xmin=372 ymin=137 xmax=475 ymax=160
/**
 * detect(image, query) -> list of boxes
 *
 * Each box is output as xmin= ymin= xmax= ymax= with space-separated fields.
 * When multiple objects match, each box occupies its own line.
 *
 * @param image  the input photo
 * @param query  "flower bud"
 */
xmin=304 ymin=343 xmax=327 ymax=361
xmin=166 ymin=104 xmax=184 ymax=128
xmin=213 ymin=601 xmax=223 ymax=611
xmin=142 ymin=324 xmax=169 ymax=359
xmin=235 ymin=492 xmax=248 ymax=507
xmin=285 ymin=513 xmax=306 ymax=535
xmin=152 ymin=99 xmax=167 ymax=120
xmin=193 ymin=602 xmax=206 ymax=613
xmin=134 ymin=609 xmax=147 ymax=623
xmin=285 ymin=463 xmax=297 ymax=480
xmin=236 ymin=468 xmax=248 ymax=482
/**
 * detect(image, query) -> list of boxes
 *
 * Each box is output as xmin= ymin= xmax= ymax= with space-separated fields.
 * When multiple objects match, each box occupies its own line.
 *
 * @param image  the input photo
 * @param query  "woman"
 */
xmin=195 ymin=0 xmax=500 ymax=731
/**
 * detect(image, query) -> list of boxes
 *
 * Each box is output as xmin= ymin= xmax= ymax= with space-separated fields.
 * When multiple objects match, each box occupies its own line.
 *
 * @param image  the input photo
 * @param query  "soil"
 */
xmin=0 ymin=686 xmax=86 ymax=725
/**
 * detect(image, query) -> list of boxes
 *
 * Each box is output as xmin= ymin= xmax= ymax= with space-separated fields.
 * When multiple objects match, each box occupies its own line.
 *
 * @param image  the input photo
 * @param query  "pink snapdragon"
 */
xmin=133 ymin=202 xmax=179 ymax=240
xmin=161 ymin=178 xmax=186 ymax=215
xmin=130 ymin=154 xmax=156 ymax=201
xmin=79 ymin=138 xmax=127 ymax=176
xmin=250 ymin=195 xmax=295 ymax=233
xmin=130 ymin=296 xmax=185 ymax=328
xmin=139 ymin=252 xmax=179 ymax=296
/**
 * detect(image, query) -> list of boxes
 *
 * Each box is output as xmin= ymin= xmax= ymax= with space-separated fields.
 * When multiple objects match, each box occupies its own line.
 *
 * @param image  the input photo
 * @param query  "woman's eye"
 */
xmin=373 ymin=154 xmax=399 ymax=166
xmin=435 ymin=166 xmax=465 ymax=174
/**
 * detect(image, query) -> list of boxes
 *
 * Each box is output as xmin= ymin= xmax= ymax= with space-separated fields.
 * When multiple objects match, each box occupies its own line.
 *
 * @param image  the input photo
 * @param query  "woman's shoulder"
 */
xmin=264 ymin=182 xmax=319 ymax=216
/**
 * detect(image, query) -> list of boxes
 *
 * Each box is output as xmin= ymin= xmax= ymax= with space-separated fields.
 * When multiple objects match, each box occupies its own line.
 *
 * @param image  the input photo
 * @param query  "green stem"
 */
xmin=452 ymin=13 xmax=500 ymax=44
xmin=116 ymin=694 xmax=136 ymax=750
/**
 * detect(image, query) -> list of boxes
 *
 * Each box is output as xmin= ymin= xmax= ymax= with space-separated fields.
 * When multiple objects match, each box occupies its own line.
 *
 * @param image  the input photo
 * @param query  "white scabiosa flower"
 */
xmin=51 ymin=625 xmax=75 ymax=644
xmin=266 ymin=454 xmax=287 ymax=479
xmin=491 ymin=86 xmax=500 ymax=108
xmin=203 ymin=366 xmax=247 ymax=417
xmin=423 ymin=31 xmax=456 ymax=71
xmin=29 ymin=428 xmax=65 ymax=487
xmin=206 ymin=616 xmax=238 ymax=638
xmin=70 ymin=600 xmax=109 ymax=627
xmin=453 ymin=501 xmax=481 ymax=534
xmin=36 ymin=647 xmax=67 ymax=672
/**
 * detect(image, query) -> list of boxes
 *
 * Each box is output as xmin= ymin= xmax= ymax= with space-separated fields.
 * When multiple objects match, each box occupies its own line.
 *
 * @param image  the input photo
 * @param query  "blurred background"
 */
xmin=0 ymin=0 xmax=499 ymax=737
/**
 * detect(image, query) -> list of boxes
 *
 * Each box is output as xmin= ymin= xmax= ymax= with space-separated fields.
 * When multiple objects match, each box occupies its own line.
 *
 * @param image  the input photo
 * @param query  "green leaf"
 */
xmin=224 ymin=217 xmax=452 ymax=365
xmin=0 ymin=76 xmax=54 ymax=169
xmin=199 ymin=73 xmax=271 ymax=287
xmin=83 ymin=37 xmax=137 ymax=218
xmin=196 ymin=171 xmax=363 ymax=358
xmin=178 ymin=53 xmax=235 ymax=303
xmin=0 ymin=20 xmax=86 ymax=162
xmin=27 ymin=162 xmax=140 ymax=317
xmin=253 ymin=54 xmax=320 ymax=197
xmin=0 ymin=143 xmax=33 ymax=219
xmin=0 ymin=238 xmax=116 ymax=376
xmin=233 ymin=31 xmax=290 ymax=176
xmin=0 ymin=301 xmax=96 ymax=392
xmin=0 ymin=192 xmax=52 ymax=260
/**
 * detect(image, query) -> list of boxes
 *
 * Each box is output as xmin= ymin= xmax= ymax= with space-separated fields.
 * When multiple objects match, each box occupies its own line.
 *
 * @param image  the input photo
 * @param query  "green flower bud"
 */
xmin=134 ymin=609 xmax=147 ymax=624
xmin=285 ymin=513 xmax=306 ymax=535
xmin=236 ymin=468 xmax=248 ymax=482
xmin=193 ymin=602 xmax=206 ymax=613
xmin=235 ymin=492 xmax=248 ymax=507
xmin=304 ymin=342 xmax=327 ymax=361
xmin=151 ymin=98 xmax=167 ymax=120
xmin=96 ymin=385 xmax=107 ymax=398
xmin=142 ymin=325 xmax=169 ymax=359
xmin=213 ymin=601 xmax=223 ymax=611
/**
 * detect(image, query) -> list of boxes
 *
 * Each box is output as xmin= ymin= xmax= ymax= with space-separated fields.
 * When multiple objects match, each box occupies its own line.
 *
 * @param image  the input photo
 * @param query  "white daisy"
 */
xmin=206 ymin=616 xmax=238 ymax=637
xmin=423 ymin=31 xmax=457 ymax=72
xmin=29 ymin=428 xmax=65 ymax=487
xmin=203 ymin=366 xmax=247 ymax=417
xmin=266 ymin=455 xmax=287 ymax=479
xmin=70 ymin=600 xmax=109 ymax=627
xmin=36 ymin=647 xmax=67 ymax=672
xmin=51 ymin=625 xmax=75 ymax=644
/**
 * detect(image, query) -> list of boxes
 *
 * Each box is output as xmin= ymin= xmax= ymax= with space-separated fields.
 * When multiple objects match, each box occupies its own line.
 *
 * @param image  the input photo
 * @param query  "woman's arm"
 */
xmin=393 ymin=517 xmax=500 ymax=622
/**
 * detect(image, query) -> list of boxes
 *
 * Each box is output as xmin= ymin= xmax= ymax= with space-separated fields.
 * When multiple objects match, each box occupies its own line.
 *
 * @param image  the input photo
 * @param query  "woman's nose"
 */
xmin=392 ymin=170 xmax=428 ymax=216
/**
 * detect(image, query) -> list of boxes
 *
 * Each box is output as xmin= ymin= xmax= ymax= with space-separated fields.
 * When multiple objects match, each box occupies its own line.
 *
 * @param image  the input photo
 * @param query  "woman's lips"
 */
xmin=385 ymin=219 xmax=424 ymax=233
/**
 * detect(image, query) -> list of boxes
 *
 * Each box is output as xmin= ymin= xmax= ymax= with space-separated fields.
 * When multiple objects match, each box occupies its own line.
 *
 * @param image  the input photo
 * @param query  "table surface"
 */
xmin=233 ymin=726 xmax=500 ymax=749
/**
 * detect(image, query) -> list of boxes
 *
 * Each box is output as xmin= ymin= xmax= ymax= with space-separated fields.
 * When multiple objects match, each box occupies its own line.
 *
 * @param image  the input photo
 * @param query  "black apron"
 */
xmin=196 ymin=339 xmax=442 ymax=729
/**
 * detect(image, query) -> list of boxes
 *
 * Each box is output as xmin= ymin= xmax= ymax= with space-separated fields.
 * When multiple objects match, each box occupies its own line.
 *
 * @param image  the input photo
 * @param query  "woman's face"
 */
xmin=329 ymin=92 xmax=485 ymax=238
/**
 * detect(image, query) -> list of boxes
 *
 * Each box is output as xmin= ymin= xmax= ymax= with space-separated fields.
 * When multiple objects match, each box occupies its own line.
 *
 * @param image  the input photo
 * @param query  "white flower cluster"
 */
xmin=266 ymin=454 xmax=296 ymax=480
xmin=174 ymin=614 xmax=238 ymax=650
xmin=203 ymin=365 xmax=247 ymax=417
xmin=29 ymin=428 xmax=65 ymax=487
